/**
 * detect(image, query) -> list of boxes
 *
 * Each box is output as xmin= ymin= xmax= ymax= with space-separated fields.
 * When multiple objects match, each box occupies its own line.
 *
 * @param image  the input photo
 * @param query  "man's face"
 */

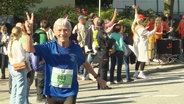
xmin=1 ymin=28 xmax=7 ymax=34
xmin=150 ymin=18 xmax=154 ymax=22
xmin=79 ymin=18 xmax=86 ymax=24
xmin=54 ymin=25 xmax=71 ymax=43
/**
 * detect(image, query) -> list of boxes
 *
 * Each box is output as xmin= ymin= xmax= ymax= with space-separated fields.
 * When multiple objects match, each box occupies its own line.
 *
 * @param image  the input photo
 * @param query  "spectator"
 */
xmin=46 ymin=28 xmax=55 ymax=40
xmin=176 ymin=15 xmax=184 ymax=38
xmin=146 ymin=17 xmax=155 ymax=60
xmin=162 ymin=16 xmax=172 ymax=38
xmin=33 ymin=19 xmax=50 ymax=102
xmin=93 ymin=9 xmax=118 ymax=31
xmin=131 ymin=6 xmax=158 ymax=79
xmin=25 ymin=12 xmax=106 ymax=104
xmin=73 ymin=15 xmax=87 ymax=48
xmin=0 ymin=25 xmax=9 ymax=79
xmin=16 ymin=22 xmax=34 ymax=103
xmin=7 ymin=26 xmax=29 ymax=104
xmin=85 ymin=13 xmax=96 ymax=31
xmin=72 ymin=15 xmax=87 ymax=75
xmin=119 ymin=25 xmax=134 ymax=82
xmin=33 ymin=19 xmax=50 ymax=44
xmin=155 ymin=17 xmax=163 ymax=42
xmin=109 ymin=24 xmax=124 ymax=84
xmin=96 ymin=18 xmax=112 ymax=89
xmin=82 ymin=13 xmax=97 ymax=80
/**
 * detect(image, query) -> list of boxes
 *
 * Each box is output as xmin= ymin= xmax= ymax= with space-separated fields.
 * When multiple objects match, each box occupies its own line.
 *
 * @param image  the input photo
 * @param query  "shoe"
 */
xmin=116 ymin=80 xmax=123 ymax=84
xmin=126 ymin=78 xmax=134 ymax=82
xmin=153 ymin=59 xmax=159 ymax=62
xmin=1 ymin=75 xmax=5 ymax=79
xmin=138 ymin=71 xmax=146 ymax=79
xmin=37 ymin=96 xmax=46 ymax=103
xmin=82 ymin=76 xmax=85 ymax=81
xmin=100 ymin=86 xmax=112 ymax=90
xmin=109 ymin=81 xmax=116 ymax=85
xmin=77 ymin=74 xmax=82 ymax=80
xmin=133 ymin=70 xmax=139 ymax=78
xmin=85 ymin=74 xmax=90 ymax=80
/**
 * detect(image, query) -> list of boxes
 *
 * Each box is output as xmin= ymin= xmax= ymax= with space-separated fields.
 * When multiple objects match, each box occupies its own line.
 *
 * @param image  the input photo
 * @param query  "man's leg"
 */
xmin=116 ymin=53 xmax=123 ymax=82
xmin=1 ymin=54 xmax=6 ymax=79
xmin=109 ymin=54 xmax=116 ymax=83
xmin=64 ymin=96 xmax=77 ymax=104
xmin=36 ymin=70 xmax=45 ymax=102
xmin=46 ymin=95 xmax=76 ymax=104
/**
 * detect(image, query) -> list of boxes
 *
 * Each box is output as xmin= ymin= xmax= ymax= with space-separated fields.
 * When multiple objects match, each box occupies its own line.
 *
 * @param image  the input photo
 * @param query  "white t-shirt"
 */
xmin=8 ymin=40 xmax=29 ymax=65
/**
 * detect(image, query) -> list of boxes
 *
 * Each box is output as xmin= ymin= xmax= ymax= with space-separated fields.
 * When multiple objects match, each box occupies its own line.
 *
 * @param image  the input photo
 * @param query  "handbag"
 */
xmin=13 ymin=61 xmax=26 ymax=71
xmin=124 ymin=43 xmax=132 ymax=57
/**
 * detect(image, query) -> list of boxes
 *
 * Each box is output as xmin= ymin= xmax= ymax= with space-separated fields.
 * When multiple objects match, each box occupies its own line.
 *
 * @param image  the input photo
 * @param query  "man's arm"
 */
xmin=24 ymin=12 xmax=35 ymax=53
xmin=82 ymin=62 xmax=106 ymax=89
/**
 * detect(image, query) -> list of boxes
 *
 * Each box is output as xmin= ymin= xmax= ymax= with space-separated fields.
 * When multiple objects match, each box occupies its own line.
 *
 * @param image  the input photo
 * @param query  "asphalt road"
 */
xmin=0 ymin=63 xmax=184 ymax=104
xmin=77 ymin=64 xmax=184 ymax=104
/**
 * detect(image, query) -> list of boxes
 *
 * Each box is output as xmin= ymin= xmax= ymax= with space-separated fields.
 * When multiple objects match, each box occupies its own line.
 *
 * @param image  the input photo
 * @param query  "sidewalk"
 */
xmin=0 ymin=62 xmax=183 ymax=104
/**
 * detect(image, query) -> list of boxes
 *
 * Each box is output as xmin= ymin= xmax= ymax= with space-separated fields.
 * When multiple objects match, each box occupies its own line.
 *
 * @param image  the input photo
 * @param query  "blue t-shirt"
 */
xmin=34 ymin=40 xmax=85 ymax=98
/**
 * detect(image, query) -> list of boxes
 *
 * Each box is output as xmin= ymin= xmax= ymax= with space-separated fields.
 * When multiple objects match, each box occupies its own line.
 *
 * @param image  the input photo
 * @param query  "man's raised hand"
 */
xmin=25 ymin=12 xmax=34 ymax=34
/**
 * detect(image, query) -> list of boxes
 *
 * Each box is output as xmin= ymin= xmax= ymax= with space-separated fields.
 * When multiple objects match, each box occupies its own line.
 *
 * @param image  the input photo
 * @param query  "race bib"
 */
xmin=51 ymin=67 xmax=73 ymax=88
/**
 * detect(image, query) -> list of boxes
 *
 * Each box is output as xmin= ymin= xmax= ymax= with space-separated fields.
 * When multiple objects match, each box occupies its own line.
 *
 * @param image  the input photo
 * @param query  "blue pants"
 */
xmin=83 ymin=53 xmax=94 ymax=77
xmin=123 ymin=56 xmax=131 ymax=79
xmin=110 ymin=51 xmax=124 ymax=82
xmin=8 ymin=65 xmax=28 ymax=104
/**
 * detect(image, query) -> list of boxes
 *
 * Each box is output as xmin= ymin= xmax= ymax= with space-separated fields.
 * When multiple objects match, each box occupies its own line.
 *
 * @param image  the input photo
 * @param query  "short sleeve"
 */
xmin=109 ymin=33 xmax=113 ymax=39
xmin=105 ymin=21 xmax=114 ymax=30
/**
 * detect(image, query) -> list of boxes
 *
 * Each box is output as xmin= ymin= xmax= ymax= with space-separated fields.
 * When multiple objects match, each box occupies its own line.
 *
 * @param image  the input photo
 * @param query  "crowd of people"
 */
xmin=0 ymin=5 xmax=184 ymax=104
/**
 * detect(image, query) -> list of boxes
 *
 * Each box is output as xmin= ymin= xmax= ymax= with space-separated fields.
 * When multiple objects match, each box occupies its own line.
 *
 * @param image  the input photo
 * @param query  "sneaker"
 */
xmin=133 ymin=70 xmax=139 ymax=78
xmin=109 ymin=81 xmax=116 ymax=85
xmin=153 ymin=59 xmax=159 ymax=62
xmin=100 ymin=86 xmax=112 ymax=90
xmin=138 ymin=71 xmax=146 ymax=79
xmin=37 ymin=96 xmax=46 ymax=103
xmin=1 ymin=75 xmax=5 ymax=79
xmin=82 ymin=76 xmax=85 ymax=81
xmin=116 ymin=80 xmax=123 ymax=84
xmin=126 ymin=78 xmax=134 ymax=82
xmin=77 ymin=74 xmax=83 ymax=80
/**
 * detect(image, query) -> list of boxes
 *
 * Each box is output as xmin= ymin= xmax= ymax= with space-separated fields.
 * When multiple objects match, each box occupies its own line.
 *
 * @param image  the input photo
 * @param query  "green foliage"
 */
xmin=100 ymin=9 xmax=114 ymax=20
xmin=0 ymin=0 xmax=42 ymax=18
xmin=34 ymin=6 xmax=89 ymax=27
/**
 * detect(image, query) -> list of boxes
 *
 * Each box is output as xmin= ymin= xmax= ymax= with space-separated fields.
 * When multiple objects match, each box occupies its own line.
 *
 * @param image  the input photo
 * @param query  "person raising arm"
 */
xmin=25 ymin=12 xmax=106 ymax=104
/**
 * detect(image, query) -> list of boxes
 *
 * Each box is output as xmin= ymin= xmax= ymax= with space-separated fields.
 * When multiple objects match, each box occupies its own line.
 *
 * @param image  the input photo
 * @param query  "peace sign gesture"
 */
xmin=25 ymin=12 xmax=34 ymax=35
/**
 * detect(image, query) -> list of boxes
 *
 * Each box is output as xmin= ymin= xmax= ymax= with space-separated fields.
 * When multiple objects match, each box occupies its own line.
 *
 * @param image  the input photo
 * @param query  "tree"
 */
xmin=0 ymin=0 xmax=42 ymax=17
xmin=164 ymin=0 xmax=175 ymax=16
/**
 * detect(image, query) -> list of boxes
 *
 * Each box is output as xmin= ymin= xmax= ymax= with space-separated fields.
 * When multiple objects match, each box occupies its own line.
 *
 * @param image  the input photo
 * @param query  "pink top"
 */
xmin=104 ymin=21 xmax=114 ymax=30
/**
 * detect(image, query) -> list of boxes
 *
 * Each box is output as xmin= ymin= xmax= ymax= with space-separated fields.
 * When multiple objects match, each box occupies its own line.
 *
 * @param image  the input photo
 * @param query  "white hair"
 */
xmin=53 ymin=18 xmax=72 ymax=32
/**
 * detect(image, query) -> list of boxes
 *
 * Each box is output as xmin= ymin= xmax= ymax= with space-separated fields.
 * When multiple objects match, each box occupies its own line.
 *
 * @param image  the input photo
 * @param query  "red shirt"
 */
xmin=162 ymin=21 xmax=170 ymax=32
xmin=146 ymin=21 xmax=154 ymax=31
xmin=177 ymin=19 xmax=184 ymax=38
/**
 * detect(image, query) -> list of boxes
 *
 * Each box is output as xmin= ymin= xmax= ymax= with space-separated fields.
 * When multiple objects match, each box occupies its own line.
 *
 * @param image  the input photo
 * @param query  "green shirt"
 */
xmin=19 ymin=34 xmax=26 ymax=44
xmin=109 ymin=32 xmax=124 ymax=52
xmin=34 ymin=29 xmax=48 ymax=44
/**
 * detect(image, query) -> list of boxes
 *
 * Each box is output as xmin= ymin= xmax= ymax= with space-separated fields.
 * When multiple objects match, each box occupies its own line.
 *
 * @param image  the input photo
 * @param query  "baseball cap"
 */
xmin=78 ymin=15 xmax=87 ymax=21
xmin=138 ymin=14 xmax=146 ymax=19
